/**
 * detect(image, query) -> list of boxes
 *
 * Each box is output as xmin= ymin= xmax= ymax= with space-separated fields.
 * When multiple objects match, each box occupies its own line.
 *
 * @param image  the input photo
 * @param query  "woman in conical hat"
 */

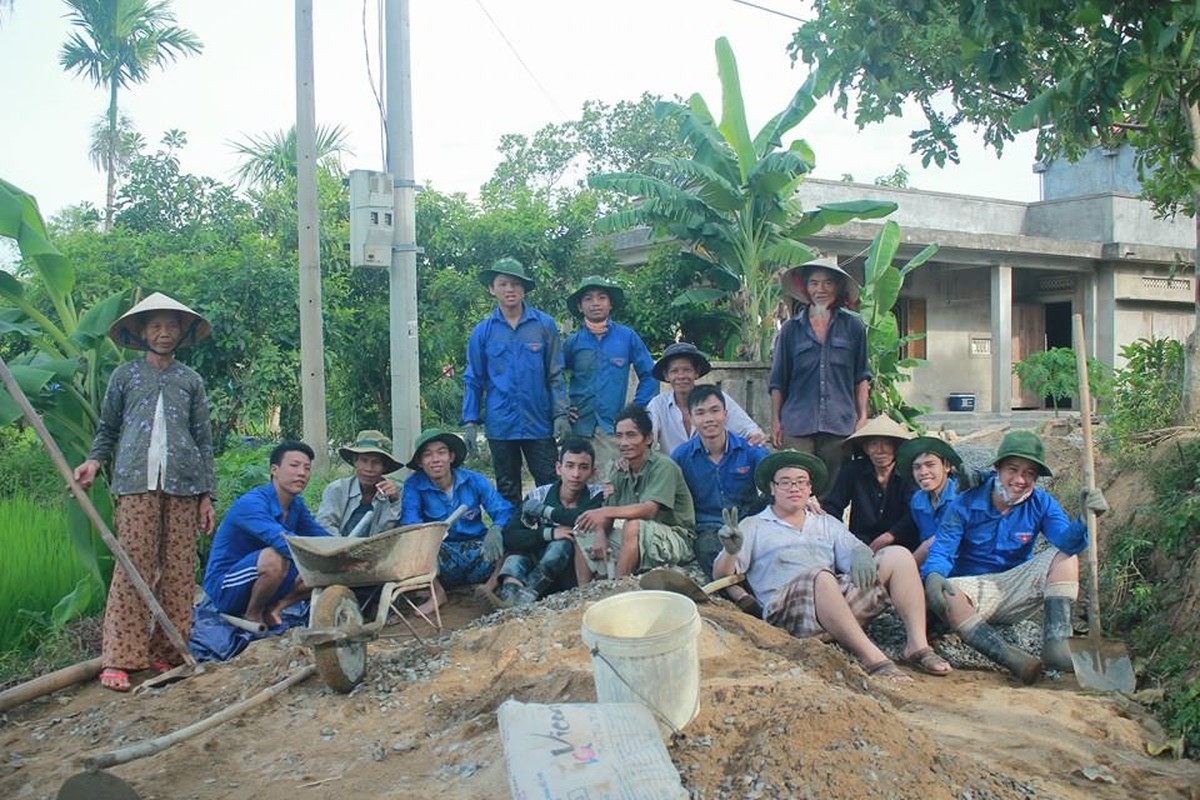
xmin=74 ymin=292 xmax=216 ymax=692
xmin=820 ymin=414 xmax=919 ymax=552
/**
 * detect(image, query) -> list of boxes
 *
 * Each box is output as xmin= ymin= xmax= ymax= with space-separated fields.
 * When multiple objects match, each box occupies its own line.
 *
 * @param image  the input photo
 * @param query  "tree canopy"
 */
xmin=790 ymin=0 xmax=1200 ymax=415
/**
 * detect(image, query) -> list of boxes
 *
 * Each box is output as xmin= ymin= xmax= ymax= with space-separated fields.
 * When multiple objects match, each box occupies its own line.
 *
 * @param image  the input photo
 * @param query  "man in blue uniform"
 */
xmin=400 ymin=429 xmax=514 ymax=613
xmin=922 ymin=430 xmax=1108 ymax=684
xmin=671 ymin=385 xmax=769 ymax=581
xmin=461 ymin=257 xmax=569 ymax=505
xmin=563 ymin=275 xmax=657 ymax=480
xmin=203 ymin=441 xmax=329 ymax=627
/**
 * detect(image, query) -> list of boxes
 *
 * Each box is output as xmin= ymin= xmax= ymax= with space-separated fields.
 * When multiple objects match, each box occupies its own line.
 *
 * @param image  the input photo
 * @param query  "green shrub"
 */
xmin=0 ymin=498 xmax=99 ymax=654
xmin=1101 ymin=438 xmax=1200 ymax=755
xmin=1106 ymin=337 xmax=1184 ymax=450
xmin=1011 ymin=347 xmax=1109 ymax=416
xmin=0 ymin=427 xmax=64 ymax=506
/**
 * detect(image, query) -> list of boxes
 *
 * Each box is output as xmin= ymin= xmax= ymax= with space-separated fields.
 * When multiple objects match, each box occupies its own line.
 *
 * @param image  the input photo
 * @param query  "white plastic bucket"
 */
xmin=580 ymin=590 xmax=701 ymax=735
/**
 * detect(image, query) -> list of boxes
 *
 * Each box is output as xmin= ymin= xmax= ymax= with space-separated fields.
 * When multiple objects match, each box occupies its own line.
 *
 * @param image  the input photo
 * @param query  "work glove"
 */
xmin=481 ymin=523 xmax=504 ymax=564
xmin=717 ymin=507 xmax=743 ymax=555
xmin=521 ymin=496 xmax=554 ymax=523
xmin=463 ymin=423 xmax=479 ymax=460
xmin=553 ymin=415 xmax=571 ymax=443
xmin=924 ymin=573 xmax=957 ymax=619
xmin=1081 ymin=487 xmax=1109 ymax=517
xmin=849 ymin=548 xmax=878 ymax=590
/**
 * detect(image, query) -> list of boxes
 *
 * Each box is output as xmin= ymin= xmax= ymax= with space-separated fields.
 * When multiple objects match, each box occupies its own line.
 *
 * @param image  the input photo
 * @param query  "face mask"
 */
xmin=994 ymin=480 xmax=1032 ymax=508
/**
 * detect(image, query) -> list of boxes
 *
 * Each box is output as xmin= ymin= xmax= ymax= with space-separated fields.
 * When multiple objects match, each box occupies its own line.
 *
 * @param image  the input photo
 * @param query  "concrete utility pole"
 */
xmin=295 ymin=0 xmax=329 ymax=471
xmin=385 ymin=0 xmax=421 ymax=461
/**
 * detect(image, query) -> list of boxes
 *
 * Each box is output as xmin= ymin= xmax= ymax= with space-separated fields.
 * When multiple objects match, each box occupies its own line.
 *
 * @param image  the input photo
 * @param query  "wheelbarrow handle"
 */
xmin=444 ymin=504 xmax=469 ymax=529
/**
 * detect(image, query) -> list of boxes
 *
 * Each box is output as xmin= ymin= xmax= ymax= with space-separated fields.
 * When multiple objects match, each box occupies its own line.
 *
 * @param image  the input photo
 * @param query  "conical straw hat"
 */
xmin=108 ymin=292 xmax=211 ymax=351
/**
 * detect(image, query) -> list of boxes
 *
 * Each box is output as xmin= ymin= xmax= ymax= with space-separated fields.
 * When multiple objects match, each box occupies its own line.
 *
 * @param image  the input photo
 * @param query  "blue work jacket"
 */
xmin=909 ymin=475 xmax=961 ymax=543
xmin=202 ymin=482 xmax=327 ymax=598
xmin=461 ymin=304 xmax=567 ymax=440
xmin=920 ymin=476 xmax=1088 ymax=579
xmin=671 ymin=432 xmax=769 ymax=527
xmin=564 ymin=323 xmax=658 ymax=435
xmin=400 ymin=467 xmax=514 ymax=542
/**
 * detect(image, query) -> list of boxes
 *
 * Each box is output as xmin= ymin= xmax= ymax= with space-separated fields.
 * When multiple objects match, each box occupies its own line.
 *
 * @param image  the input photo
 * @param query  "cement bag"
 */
xmin=497 ymin=700 xmax=686 ymax=799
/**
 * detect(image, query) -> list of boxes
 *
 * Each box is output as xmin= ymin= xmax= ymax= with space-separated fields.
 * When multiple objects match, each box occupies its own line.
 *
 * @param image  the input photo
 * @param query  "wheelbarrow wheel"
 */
xmin=311 ymin=585 xmax=367 ymax=693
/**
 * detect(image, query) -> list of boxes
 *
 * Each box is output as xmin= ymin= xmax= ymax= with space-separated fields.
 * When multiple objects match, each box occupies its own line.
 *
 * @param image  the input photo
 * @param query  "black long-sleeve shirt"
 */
xmin=820 ymin=458 xmax=918 ymax=550
xmin=502 ymin=479 xmax=605 ymax=554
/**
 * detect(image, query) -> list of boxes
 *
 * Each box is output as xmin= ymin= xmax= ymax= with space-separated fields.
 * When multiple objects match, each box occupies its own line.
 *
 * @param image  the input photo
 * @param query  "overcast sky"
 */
xmin=0 ymin=0 xmax=1040 ymax=220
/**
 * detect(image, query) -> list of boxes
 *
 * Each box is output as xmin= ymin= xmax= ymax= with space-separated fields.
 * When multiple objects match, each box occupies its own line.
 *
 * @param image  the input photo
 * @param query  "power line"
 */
xmin=363 ymin=0 xmax=387 ymax=169
xmin=473 ymin=0 xmax=566 ymax=116
xmin=730 ymin=0 xmax=806 ymax=23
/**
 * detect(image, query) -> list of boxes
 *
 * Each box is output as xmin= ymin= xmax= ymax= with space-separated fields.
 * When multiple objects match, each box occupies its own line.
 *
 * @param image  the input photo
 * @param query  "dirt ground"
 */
xmin=3 ymin=425 xmax=1199 ymax=799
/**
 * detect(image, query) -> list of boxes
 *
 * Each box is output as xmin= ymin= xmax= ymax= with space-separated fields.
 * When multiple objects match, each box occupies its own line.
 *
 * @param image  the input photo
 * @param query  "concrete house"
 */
xmin=613 ymin=146 xmax=1196 ymax=414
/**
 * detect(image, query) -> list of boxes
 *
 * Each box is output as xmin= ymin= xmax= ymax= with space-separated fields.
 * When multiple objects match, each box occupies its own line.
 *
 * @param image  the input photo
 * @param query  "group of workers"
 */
xmin=76 ymin=256 xmax=1108 ymax=693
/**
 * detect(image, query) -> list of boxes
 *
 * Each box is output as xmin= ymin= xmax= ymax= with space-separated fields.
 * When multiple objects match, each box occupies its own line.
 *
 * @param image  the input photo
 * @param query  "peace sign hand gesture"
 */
xmin=717 ymin=507 xmax=743 ymax=555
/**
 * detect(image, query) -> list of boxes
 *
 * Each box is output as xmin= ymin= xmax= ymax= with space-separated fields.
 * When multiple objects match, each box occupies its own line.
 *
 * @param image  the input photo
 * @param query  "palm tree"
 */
xmin=230 ymin=124 xmax=354 ymax=189
xmin=87 ymin=112 xmax=144 ymax=179
xmin=589 ymin=37 xmax=896 ymax=360
xmin=59 ymin=0 xmax=203 ymax=230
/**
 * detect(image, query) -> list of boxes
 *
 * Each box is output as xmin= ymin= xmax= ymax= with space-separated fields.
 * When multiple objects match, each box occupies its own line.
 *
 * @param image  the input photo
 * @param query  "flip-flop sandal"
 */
xmin=99 ymin=668 xmax=131 ymax=693
xmin=864 ymin=659 xmax=914 ymax=683
xmin=901 ymin=647 xmax=953 ymax=676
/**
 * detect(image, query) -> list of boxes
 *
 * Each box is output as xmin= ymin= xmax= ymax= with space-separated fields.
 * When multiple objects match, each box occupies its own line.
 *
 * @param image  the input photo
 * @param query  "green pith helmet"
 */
xmin=479 ymin=257 xmax=536 ymax=290
xmin=896 ymin=436 xmax=963 ymax=476
xmin=338 ymin=429 xmax=402 ymax=474
xmin=991 ymin=430 xmax=1053 ymax=477
xmin=567 ymin=275 xmax=626 ymax=318
xmin=754 ymin=450 xmax=830 ymax=496
xmin=407 ymin=428 xmax=468 ymax=471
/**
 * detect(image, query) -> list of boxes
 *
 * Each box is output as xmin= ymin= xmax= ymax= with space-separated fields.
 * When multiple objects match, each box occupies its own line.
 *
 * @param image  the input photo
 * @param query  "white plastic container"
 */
xmin=580 ymin=590 xmax=701 ymax=736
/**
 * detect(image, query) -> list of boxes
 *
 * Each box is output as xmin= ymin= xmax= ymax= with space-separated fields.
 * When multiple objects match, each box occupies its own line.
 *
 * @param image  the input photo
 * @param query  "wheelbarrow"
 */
xmin=284 ymin=505 xmax=466 ymax=692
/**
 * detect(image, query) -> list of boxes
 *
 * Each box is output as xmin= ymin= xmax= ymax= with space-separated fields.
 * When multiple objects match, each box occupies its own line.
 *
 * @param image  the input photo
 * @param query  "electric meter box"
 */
xmin=348 ymin=169 xmax=394 ymax=267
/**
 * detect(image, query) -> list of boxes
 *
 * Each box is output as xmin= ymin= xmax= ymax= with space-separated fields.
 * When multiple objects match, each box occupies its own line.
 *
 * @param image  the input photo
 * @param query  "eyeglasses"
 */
xmin=772 ymin=478 xmax=811 ymax=490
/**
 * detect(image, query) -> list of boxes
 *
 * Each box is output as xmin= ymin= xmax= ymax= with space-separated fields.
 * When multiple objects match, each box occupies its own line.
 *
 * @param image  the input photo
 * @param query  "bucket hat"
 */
xmin=479 ymin=257 xmax=536 ymax=290
xmin=338 ymin=429 xmax=402 ymax=474
xmin=108 ymin=292 xmax=211 ymax=351
xmin=567 ymin=275 xmax=626 ymax=319
xmin=652 ymin=342 xmax=713 ymax=382
xmin=842 ymin=415 xmax=916 ymax=450
xmin=991 ymin=430 xmax=1053 ymax=477
xmin=780 ymin=260 xmax=860 ymax=305
xmin=896 ymin=436 xmax=963 ymax=476
xmin=407 ymin=428 xmax=468 ymax=471
xmin=754 ymin=450 xmax=830 ymax=496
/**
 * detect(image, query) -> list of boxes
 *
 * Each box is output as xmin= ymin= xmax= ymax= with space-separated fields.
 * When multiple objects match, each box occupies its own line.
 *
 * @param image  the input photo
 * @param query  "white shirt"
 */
xmin=733 ymin=506 xmax=866 ymax=614
xmin=146 ymin=392 xmax=168 ymax=491
xmin=646 ymin=389 xmax=763 ymax=454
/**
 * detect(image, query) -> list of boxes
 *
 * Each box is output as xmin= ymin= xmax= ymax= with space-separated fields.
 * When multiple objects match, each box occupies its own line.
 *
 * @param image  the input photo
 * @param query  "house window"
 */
xmin=896 ymin=297 xmax=927 ymax=360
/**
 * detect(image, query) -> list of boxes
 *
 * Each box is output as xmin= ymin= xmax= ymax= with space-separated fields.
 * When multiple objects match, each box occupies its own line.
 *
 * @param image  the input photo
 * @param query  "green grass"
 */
xmin=0 ymin=497 xmax=98 ymax=654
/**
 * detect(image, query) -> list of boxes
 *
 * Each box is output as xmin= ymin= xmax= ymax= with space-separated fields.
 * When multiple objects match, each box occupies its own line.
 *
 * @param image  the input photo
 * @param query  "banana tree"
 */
xmin=857 ymin=220 xmax=937 ymax=428
xmin=0 ymin=178 xmax=125 ymax=594
xmin=589 ymin=36 xmax=897 ymax=361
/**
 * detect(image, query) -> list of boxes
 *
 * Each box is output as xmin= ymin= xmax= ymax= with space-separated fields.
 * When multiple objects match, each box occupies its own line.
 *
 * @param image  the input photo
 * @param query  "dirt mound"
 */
xmin=4 ymin=579 xmax=1200 ymax=800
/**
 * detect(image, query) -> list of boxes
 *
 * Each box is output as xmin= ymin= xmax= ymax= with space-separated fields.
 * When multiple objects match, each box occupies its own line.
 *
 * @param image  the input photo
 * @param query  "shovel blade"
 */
xmin=1067 ymin=636 xmax=1136 ymax=693
xmin=639 ymin=569 xmax=710 ymax=603
xmin=58 ymin=769 xmax=140 ymax=800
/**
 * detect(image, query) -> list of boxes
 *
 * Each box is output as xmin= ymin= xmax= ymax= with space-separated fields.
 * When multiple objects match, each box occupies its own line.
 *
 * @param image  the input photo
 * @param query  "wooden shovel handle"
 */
xmin=0 ymin=355 xmax=196 ymax=667
xmin=1072 ymin=314 xmax=1104 ymax=640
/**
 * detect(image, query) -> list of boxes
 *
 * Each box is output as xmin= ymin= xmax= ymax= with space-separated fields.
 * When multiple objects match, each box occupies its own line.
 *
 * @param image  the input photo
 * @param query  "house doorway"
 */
xmin=1044 ymin=301 xmax=1073 ymax=410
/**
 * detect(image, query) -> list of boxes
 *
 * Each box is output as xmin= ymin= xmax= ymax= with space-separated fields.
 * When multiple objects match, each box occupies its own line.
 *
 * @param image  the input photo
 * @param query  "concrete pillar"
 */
xmin=990 ymin=264 xmax=1013 ymax=412
xmin=1095 ymin=263 xmax=1118 ymax=366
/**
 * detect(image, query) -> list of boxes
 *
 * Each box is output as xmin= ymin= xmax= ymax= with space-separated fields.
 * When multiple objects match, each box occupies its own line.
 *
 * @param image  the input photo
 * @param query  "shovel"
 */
xmin=1068 ymin=314 xmax=1136 ymax=693
xmin=639 ymin=568 xmax=745 ymax=603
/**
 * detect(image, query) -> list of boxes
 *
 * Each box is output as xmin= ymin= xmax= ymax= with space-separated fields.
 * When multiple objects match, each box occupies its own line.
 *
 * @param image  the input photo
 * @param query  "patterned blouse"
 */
xmin=88 ymin=358 xmax=216 ymax=497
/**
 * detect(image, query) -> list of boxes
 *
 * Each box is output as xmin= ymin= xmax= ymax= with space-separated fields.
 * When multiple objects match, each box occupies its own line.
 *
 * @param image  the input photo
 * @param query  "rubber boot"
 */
xmin=960 ymin=620 xmax=1044 ymax=685
xmin=1041 ymin=597 xmax=1075 ymax=672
